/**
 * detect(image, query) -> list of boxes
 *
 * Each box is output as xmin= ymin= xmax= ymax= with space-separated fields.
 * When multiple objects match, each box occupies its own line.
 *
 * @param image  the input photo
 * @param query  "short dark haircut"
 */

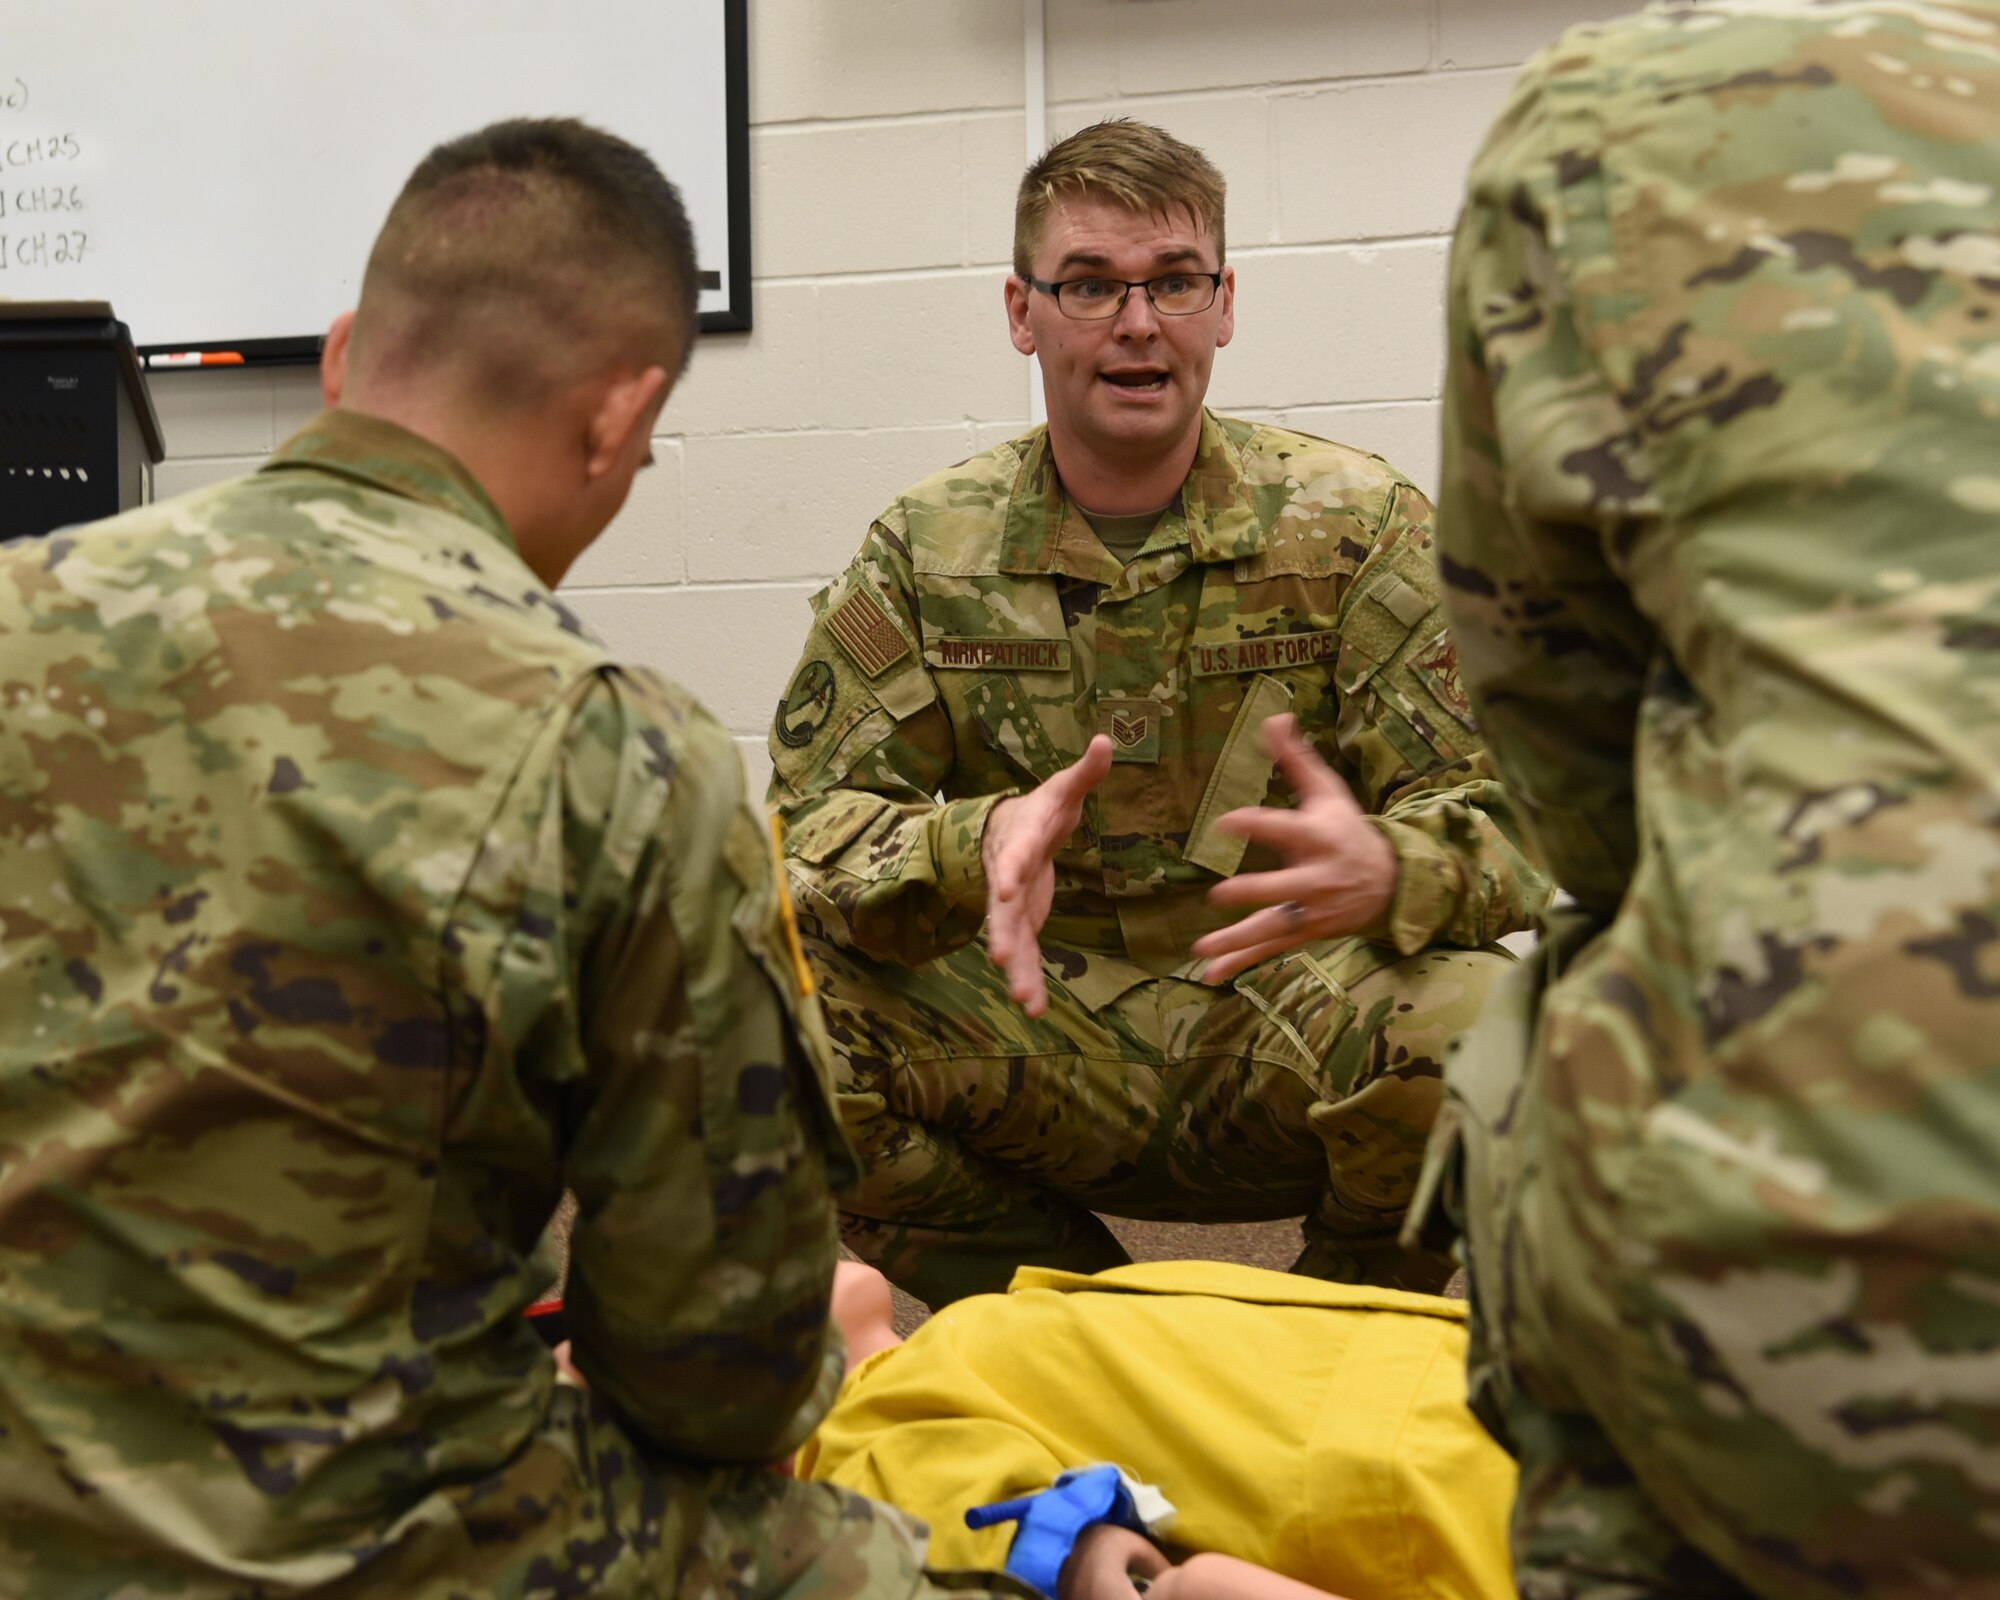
xmin=354 ymin=117 xmax=700 ymax=402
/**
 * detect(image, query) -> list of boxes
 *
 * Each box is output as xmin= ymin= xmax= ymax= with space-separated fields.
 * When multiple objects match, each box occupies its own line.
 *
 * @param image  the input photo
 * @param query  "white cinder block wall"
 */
xmin=146 ymin=0 xmax=1634 ymax=796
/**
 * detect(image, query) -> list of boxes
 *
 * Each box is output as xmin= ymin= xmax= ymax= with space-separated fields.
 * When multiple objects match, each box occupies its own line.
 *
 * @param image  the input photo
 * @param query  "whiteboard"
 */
xmin=0 ymin=0 xmax=750 ymax=359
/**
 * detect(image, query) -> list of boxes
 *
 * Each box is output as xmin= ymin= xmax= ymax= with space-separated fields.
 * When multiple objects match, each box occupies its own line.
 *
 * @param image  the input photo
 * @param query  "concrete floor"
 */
xmin=882 ymin=1215 xmax=1469 ymax=1334
xmin=887 ymin=1216 xmax=1308 ymax=1335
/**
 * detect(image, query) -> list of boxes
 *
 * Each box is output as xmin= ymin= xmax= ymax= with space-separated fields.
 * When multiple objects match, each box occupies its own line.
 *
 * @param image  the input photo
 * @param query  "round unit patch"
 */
xmin=775 ymin=659 xmax=838 ymax=748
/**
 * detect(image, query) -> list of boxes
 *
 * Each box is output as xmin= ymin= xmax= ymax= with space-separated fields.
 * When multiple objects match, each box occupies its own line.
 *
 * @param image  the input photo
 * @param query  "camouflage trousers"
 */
xmin=1414 ymin=906 xmax=2000 ymax=1600
xmin=807 ymin=924 xmax=1512 ymax=1309
xmin=72 ymin=1383 xmax=1014 ymax=1600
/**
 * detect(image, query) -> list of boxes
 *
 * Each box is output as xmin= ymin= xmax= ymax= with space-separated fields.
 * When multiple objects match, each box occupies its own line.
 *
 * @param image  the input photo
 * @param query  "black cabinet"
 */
xmin=0 ymin=301 xmax=165 ymax=540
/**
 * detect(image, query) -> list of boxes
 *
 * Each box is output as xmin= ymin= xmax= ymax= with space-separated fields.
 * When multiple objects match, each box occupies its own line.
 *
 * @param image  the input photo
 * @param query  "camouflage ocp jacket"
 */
xmin=769 ymin=411 xmax=1546 ymax=1006
xmin=0 ymin=409 xmax=860 ymax=1594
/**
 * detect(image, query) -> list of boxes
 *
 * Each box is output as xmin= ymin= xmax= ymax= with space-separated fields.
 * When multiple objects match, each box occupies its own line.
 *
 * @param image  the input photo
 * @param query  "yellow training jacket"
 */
xmin=801 ymin=1260 xmax=1514 ymax=1600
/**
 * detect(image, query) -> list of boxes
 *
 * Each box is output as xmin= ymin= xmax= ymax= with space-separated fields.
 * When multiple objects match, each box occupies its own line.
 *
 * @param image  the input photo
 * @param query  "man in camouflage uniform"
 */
xmin=0 ymin=120 xmax=965 ymax=1600
xmin=769 ymin=120 xmax=1547 ymax=1310
xmin=1423 ymin=3 xmax=2000 ymax=1594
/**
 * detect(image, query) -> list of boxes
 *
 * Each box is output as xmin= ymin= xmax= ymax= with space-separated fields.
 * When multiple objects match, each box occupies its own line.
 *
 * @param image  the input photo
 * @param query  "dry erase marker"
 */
xmin=147 ymin=351 xmax=245 ymax=368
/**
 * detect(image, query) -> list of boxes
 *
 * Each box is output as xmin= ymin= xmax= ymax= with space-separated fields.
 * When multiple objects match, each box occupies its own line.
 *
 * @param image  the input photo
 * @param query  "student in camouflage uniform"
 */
xmin=0 ymin=119 xmax=966 ymax=1600
xmin=1422 ymin=3 xmax=2000 ymax=1594
xmin=768 ymin=120 xmax=1548 ymax=1310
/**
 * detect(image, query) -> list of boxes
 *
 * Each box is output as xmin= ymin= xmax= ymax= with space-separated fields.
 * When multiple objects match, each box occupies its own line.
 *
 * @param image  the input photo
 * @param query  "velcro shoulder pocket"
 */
xmin=771 ymin=649 xmax=879 ymax=789
xmin=822 ymin=583 xmax=936 ymax=724
xmin=771 ymin=577 xmax=935 ymax=792
xmin=1336 ymin=560 xmax=1433 ymax=695
xmin=1337 ymin=532 xmax=1488 ymax=768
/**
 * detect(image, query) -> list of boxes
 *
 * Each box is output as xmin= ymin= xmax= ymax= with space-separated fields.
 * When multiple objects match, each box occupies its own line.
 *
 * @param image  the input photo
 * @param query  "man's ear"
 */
xmin=1215 ymin=263 xmax=1237 ymax=351
xmin=321 ymin=311 xmax=357 ymax=407
xmin=1005 ymin=275 xmax=1037 ymax=357
xmin=584 ymin=364 xmax=671 ymax=481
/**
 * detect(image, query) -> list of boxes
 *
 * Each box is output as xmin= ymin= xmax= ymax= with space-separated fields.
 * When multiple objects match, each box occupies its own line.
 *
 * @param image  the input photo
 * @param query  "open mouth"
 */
xmin=1100 ymin=370 xmax=1169 ymax=392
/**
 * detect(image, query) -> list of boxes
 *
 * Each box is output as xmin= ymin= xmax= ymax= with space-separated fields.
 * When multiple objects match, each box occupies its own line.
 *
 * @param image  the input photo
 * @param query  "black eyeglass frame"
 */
xmin=1024 ymin=271 xmax=1226 ymax=320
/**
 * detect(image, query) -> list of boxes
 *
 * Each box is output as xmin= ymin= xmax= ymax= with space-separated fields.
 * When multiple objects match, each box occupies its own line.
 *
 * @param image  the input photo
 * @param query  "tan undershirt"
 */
xmin=1079 ymin=504 xmax=1172 ymax=564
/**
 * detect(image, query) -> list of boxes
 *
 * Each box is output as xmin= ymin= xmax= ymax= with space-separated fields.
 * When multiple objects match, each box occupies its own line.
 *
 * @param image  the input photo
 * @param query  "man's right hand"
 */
xmin=983 ymin=735 xmax=1114 ymax=1018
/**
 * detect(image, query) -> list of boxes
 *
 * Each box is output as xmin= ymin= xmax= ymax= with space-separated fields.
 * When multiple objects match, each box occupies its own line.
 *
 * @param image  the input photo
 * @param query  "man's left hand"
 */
xmin=1191 ymin=714 xmax=1397 ymax=983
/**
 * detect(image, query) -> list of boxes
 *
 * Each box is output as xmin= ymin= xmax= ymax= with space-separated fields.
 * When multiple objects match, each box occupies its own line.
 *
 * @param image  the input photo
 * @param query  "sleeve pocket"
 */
xmin=784 ymin=804 xmax=877 ymax=867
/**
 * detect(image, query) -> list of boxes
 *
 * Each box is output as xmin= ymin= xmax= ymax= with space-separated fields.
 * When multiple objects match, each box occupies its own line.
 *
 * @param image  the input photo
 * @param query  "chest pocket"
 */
xmin=1185 ymin=673 xmax=1293 ymax=876
xmin=919 ymin=577 xmax=1077 ymax=790
xmin=956 ymin=672 xmax=1069 ymax=787
xmin=1182 ymin=561 xmax=1347 ymax=877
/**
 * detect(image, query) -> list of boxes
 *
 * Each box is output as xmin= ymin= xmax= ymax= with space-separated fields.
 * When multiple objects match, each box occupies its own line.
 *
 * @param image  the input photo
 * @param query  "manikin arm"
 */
xmin=1063 ymin=1527 xmax=1347 ymax=1600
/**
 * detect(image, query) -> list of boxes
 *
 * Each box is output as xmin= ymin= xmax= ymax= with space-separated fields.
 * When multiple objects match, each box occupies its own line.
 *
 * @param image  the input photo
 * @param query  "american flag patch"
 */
xmin=826 ymin=589 xmax=911 ymax=678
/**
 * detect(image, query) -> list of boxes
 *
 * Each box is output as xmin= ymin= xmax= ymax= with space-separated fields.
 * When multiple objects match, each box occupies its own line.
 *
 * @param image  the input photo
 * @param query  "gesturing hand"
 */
xmin=983 ymin=735 xmax=1114 ymax=1018
xmin=1191 ymin=714 xmax=1397 ymax=984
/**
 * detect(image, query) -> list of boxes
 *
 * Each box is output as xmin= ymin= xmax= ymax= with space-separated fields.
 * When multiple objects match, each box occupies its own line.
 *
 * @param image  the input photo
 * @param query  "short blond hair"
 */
xmin=1014 ymin=119 xmax=1226 ymax=278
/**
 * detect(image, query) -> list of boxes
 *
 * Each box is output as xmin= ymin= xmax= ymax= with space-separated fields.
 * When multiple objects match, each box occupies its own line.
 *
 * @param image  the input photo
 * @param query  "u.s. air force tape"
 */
xmin=1189 ymin=629 xmax=1339 ymax=677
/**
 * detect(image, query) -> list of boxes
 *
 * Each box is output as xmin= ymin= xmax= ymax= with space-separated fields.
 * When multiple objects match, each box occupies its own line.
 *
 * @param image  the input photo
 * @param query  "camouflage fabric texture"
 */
xmin=769 ymin=412 xmax=1548 ymax=1307
xmin=0 ymin=409 xmax=939 ymax=1599
xmin=813 ymin=926 xmax=1506 ymax=1308
xmin=1430 ymin=3 xmax=2000 ymax=1594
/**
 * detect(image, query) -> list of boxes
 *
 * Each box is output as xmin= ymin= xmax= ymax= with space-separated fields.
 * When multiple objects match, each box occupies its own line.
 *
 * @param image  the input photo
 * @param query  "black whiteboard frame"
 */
xmin=135 ymin=0 xmax=753 ymax=367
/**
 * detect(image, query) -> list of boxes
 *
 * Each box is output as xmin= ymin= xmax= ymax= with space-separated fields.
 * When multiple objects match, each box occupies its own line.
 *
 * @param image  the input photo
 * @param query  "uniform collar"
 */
xmin=998 ymin=410 xmax=1266 ymax=577
xmin=262 ymin=409 xmax=520 ymax=556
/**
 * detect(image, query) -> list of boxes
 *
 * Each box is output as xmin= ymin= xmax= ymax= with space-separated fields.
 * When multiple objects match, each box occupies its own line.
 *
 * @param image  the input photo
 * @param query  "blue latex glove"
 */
xmin=966 ymin=1464 xmax=1153 ymax=1599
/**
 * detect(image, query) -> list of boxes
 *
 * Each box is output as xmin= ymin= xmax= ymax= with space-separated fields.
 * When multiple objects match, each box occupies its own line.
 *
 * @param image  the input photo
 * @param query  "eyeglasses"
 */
xmin=1026 ymin=271 xmax=1224 ymax=321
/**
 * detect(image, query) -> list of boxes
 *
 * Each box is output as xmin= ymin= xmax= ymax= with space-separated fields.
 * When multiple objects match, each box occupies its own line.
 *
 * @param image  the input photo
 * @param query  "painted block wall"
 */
xmin=143 ymin=0 xmax=1634 ymax=795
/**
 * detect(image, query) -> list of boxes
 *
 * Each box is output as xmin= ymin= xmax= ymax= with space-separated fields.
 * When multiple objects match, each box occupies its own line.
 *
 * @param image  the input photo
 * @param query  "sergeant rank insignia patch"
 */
xmin=826 ymin=589 xmax=911 ymax=678
xmin=1098 ymin=696 xmax=1162 ymax=763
